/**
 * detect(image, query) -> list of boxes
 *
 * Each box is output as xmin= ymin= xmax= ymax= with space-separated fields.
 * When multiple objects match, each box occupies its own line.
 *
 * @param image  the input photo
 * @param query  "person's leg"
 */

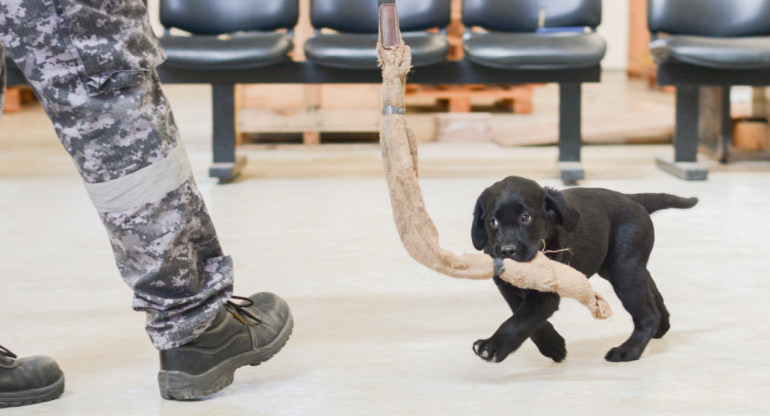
xmin=0 ymin=31 xmax=64 ymax=412
xmin=0 ymin=0 xmax=291 ymax=399
xmin=0 ymin=0 xmax=229 ymax=349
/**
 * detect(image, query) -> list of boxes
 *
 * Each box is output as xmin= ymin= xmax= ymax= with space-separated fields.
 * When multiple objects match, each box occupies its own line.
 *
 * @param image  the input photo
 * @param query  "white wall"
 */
xmin=597 ymin=0 xmax=630 ymax=71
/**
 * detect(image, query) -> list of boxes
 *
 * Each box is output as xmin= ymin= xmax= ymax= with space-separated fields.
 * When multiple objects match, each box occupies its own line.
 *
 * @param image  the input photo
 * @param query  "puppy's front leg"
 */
xmin=473 ymin=291 xmax=560 ymax=363
xmin=492 ymin=279 xmax=566 ymax=362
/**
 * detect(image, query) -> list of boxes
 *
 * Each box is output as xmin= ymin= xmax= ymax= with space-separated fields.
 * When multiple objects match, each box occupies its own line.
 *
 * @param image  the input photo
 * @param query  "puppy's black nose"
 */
xmin=500 ymin=245 xmax=517 ymax=257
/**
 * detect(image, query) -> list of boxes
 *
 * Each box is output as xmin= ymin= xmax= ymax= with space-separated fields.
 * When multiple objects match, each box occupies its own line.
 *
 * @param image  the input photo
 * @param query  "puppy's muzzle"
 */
xmin=497 ymin=243 xmax=536 ymax=262
xmin=499 ymin=245 xmax=519 ymax=257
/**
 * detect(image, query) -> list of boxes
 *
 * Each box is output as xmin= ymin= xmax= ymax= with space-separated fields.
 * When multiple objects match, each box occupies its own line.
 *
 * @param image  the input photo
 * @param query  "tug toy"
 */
xmin=375 ymin=0 xmax=611 ymax=319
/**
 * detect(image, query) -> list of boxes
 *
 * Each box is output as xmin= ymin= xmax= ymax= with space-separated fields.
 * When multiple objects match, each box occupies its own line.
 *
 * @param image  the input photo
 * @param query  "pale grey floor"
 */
xmin=1 ymin=78 xmax=769 ymax=416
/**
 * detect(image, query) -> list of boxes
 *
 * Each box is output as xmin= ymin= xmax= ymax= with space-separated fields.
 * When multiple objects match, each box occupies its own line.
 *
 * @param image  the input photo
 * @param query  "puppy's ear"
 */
xmin=471 ymin=191 xmax=488 ymax=250
xmin=543 ymin=187 xmax=580 ymax=231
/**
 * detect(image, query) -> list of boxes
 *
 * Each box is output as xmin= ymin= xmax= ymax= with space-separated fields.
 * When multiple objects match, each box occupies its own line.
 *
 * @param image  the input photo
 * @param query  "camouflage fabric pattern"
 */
xmin=0 ymin=0 xmax=233 ymax=350
xmin=0 ymin=45 xmax=5 ymax=113
xmin=103 ymin=180 xmax=234 ymax=350
xmin=1 ymin=0 xmax=170 ymax=182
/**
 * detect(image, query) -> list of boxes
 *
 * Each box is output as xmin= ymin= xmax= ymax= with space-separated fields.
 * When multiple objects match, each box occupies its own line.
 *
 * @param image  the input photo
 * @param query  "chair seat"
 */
xmin=463 ymin=32 xmax=606 ymax=70
xmin=304 ymin=32 xmax=448 ymax=70
xmin=159 ymin=32 xmax=293 ymax=70
xmin=650 ymin=35 xmax=770 ymax=70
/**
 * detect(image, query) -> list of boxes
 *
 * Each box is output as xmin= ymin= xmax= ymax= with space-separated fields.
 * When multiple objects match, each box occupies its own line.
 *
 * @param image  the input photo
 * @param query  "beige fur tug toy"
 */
xmin=376 ymin=0 xmax=611 ymax=319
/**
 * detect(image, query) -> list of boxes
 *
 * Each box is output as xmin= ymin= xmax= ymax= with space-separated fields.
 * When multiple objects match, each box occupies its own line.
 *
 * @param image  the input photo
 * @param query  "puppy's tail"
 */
xmin=628 ymin=193 xmax=698 ymax=214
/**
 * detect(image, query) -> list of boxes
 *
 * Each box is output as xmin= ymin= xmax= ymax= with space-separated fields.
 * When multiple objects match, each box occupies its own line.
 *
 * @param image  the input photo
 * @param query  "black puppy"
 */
xmin=471 ymin=176 xmax=697 ymax=363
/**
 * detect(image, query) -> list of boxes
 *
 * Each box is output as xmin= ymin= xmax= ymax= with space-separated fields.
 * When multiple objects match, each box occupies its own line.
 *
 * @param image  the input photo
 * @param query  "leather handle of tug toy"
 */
xmin=375 ymin=1 xmax=611 ymax=319
xmin=378 ymin=0 xmax=401 ymax=50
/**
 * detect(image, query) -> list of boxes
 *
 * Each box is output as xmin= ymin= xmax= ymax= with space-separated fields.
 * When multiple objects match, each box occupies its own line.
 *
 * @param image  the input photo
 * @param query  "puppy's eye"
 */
xmin=521 ymin=214 xmax=532 ymax=224
xmin=488 ymin=218 xmax=499 ymax=230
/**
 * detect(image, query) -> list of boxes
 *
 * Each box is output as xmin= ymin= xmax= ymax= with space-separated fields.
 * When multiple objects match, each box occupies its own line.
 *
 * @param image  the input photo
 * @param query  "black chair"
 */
xmin=462 ymin=0 xmax=606 ymax=183
xmin=7 ymin=0 xmax=606 ymax=184
xmin=304 ymin=0 xmax=450 ymax=70
xmin=648 ymin=0 xmax=770 ymax=180
xmin=157 ymin=0 xmax=300 ymax=182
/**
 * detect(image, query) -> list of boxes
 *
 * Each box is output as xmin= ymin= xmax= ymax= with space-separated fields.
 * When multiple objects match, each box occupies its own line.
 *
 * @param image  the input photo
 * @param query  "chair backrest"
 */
xmin=462 ymin=0 xmax=601 ymax=32
xmin=160 ymin=0 xmax=299 ymax=35
xmin=648 ymin=0 xmax=770 ymax=37
xmin=310 ymin=0 xmax=450 ymax=33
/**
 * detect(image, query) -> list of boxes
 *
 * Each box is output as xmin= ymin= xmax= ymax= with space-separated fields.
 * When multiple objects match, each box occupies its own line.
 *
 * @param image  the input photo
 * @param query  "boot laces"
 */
xmin=0 ymin=345 xmax=17 ymax=359
xmin=224 ymin=296 xmax=264 ymax=326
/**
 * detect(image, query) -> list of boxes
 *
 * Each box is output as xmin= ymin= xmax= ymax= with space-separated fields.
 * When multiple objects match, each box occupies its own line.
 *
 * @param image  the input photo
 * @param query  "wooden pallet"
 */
xmin=235 ymin=0 xmax=536 ymax=144
xmin=1 ymin=86 xmax=32 ymax=113
xmin=626 ymin=0 xmax=675 ymax=93
xmin=408 ymin=1 xmax=537 ymax=114
xmin=238 ymin=84 xmax=382 ymax=145
xmin=405 ymin=84 xmax=536 ymax=113
xmin=446 ymin=0 xmax=465 ymax=60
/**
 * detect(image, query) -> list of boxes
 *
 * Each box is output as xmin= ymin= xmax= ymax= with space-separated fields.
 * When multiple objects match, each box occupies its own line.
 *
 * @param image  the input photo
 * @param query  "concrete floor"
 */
xmin=1 ymin=76 xmax=769 ymax=415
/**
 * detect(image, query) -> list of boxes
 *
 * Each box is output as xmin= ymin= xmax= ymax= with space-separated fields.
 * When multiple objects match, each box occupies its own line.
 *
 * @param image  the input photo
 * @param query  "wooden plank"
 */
xmin=733 ymin=121 xmax=769 ymax=151
xmin=731 ymin=87 xmax=768 ymax=119
xmin=448 ymin=97 xmax=471 ymax=112
xmin=2 ymin=87 xmax=22 ymax=113
xmin=627 ymin=0 xmax=656 ymax=84
xmin=446 ymin=0 xmax=465 ymax=60
xmin=239 ymin=84 xmax=321 ymax=109
xmin=238 ymin=108 xmax=319 ymax=133
xmin=303 ymin=131 xmax=321 ymax=145
xmin=237 ymin=107 xmax=380 ymax=141
xmin=319 ymin=84 xmax=380 ymax=109
xmin=237 ymin=82 xmax=380 ymax=144
xmin=317 ymin=108 xmax=379 ymax=131
xmin=435 ymin=113 xmax=493 ymax=142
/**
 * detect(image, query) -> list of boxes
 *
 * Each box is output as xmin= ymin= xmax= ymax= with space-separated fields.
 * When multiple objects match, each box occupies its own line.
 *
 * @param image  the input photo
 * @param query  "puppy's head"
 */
xmin=472 ymin=176 xmax=579 ymax=262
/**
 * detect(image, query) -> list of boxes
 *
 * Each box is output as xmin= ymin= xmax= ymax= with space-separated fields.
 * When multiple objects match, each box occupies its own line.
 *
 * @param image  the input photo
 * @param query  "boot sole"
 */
xmin=0 ymin=373 xmax=65 ymax=408
xmin=158 ymin=313 xmax=294 ymax=400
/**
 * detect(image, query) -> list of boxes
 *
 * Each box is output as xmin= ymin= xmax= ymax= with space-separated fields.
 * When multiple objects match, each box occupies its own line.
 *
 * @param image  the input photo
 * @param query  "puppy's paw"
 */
xmin=473 ymin=339 xmax=513 ymax=363
xmin=473 ymin=339 xmax=501 ymax=362
xmin=604 ymin=346 xmax=643 ymax=362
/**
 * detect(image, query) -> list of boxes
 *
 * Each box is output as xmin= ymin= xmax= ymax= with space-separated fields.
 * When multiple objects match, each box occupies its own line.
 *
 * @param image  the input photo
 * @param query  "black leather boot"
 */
xmin=0 ymin=345 xmax=64 ymax=408
xmin=158 ymin=292 xmax=293 ymax=400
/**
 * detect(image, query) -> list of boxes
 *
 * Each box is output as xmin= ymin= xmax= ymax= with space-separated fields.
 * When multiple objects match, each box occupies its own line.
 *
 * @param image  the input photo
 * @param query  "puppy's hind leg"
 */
xmin=605 ymin=268 xmax=661 ymax=362
xmin=648 ymin=275 xmax=670 ymax=339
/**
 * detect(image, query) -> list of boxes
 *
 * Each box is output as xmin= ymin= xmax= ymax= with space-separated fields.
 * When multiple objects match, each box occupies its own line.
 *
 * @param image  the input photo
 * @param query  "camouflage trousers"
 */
xmin=0 ymin=0 xmax=233 ymax=350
